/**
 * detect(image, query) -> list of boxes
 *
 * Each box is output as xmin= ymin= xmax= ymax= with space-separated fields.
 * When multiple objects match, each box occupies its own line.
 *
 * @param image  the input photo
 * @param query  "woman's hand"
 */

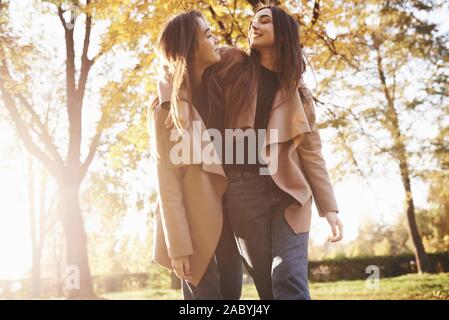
xmin=324 ymin=211 xmax=343 ymax=243
xmin=171 ymin=255 xmax=192 ymax=282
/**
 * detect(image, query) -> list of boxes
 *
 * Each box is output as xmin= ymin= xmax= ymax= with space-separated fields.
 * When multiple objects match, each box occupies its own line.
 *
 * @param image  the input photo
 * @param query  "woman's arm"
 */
xmin=150 ymin=107 xmax=194 ymax=259
xmin=296 ymin=81 xmax=339 ymax=217
xmin=296 ymin=82 xmax=343 ymax=242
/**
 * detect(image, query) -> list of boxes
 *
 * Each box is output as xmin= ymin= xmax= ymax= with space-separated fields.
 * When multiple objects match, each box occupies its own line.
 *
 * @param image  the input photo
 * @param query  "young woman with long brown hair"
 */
xmin=157 ymin=4 xmax=344 ymax=300
xmin=148 ymin=10 xmax=242 ymax=300
xmin=217 ymin=5 xmax=343 ymax=300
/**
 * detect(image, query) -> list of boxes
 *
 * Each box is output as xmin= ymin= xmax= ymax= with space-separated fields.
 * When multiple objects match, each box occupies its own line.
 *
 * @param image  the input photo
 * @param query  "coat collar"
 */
xmin=233 ymin=86 xmax=312 ymax=145
xmin=168 ymin=87 xmax=226 ymax=179
xmin=267 ymin=87 xmax=312 ymax=145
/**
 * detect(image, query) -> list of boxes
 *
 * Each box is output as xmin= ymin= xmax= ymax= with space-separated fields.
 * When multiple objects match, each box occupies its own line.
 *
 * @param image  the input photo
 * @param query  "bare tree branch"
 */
xmin=0 ymin=61 xmax=63 ymax=166
xmin=15 ymin=93 xmax=64 ymax=166
xmin=80 ymin=97 xmax=117 ymax=179
xmin=311 ymin=0 xmax=320 ymax=26
xmin=208 ymin=5 xmax=233 ymax=46
xmin=56 ymin=3 xmax=82 ymax=166
xmin=57 ymin=5 xmax=68 ymax=30
xmin=314 ymin=96 xmax=397 ymax=160
xmin=222 ymin=0 xmax=247 ymax=41
xmin=0 ymin=77 xmax=61 ymax=179
xmin=78 ymin=0 xmax=93 ymax=99
xmin=80 ymin=116 xmax=105 ymax=179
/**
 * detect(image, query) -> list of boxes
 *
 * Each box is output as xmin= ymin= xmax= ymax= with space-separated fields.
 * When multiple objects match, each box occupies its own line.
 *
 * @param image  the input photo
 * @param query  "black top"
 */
xmin=192 ymin=79 xmax=225 ymax=130
xmin=254 ymin=65 xmax=281 ymax=129
xmin=223 ymin=65 xmax=281 ymax=174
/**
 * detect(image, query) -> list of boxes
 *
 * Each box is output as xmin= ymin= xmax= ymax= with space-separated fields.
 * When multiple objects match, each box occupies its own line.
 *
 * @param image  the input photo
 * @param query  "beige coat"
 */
xmin=149 ymin=102 xmax=227 ymax=286
xmin=152 ymin=46 xmax=339 ymax=285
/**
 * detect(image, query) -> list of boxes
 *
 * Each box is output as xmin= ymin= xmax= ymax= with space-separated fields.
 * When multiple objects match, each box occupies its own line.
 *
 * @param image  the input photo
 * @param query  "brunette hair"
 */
xmin=224 ymin=4 xmax=307 ymax=127
xmin=154 ymin=10 xmax=204 ymax=129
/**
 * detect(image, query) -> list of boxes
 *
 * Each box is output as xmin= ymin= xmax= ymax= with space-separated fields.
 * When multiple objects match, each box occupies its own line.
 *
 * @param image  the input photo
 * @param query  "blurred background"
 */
xmin=0 ymin=0 xmax=448 ymax=299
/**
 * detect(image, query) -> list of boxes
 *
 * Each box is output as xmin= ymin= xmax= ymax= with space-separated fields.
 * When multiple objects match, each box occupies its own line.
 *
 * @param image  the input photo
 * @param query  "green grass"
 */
xmin=310 ymin=273 xmax=449 ymax=300
xmin=102 ymin=272 xmax=449 ymax=300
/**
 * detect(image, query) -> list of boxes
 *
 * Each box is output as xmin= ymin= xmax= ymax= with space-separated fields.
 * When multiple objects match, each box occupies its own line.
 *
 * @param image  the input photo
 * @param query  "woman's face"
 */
xmin=249 ymin=8 xmax=275 ymax=50
xmin=194 ymin=17 xmax=220 ymax=67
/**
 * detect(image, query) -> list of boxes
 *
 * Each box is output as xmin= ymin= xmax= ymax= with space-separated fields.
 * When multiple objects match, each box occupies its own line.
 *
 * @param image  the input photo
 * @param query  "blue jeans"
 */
xmin=224 ymin=171 xmax=310 ymax=300
xmin=182 ymin=204 xmax=243 ymax=300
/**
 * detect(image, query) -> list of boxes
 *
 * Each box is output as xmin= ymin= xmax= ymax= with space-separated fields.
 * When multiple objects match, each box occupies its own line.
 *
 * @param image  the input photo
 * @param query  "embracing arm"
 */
xmin=150 ymin=108 xmax=194 ymax=259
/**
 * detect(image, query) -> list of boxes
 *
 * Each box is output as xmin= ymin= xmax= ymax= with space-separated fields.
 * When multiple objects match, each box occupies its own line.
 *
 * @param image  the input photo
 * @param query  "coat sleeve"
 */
xmin=296 ymin=80 xmax=339 ymax=217
xmin=150 ymin=107 xmax=194 ymax=258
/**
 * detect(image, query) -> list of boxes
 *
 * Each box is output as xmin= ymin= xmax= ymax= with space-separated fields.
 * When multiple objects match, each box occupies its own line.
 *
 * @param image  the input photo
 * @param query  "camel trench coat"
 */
xmin=149 ymin=99 xmax=227 ymax=286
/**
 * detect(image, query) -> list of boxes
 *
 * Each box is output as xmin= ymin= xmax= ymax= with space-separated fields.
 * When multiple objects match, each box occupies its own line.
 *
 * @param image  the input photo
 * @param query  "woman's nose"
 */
xmin=251 ymin=21 xmax=260 ymax=31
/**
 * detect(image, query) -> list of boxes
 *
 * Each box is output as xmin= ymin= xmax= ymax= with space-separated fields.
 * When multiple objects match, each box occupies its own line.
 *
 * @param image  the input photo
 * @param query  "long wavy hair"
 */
xmin=151 ymin=10 xmax=204 ymax=129
xmin=223 ymin=4 xmax=307 ymax=127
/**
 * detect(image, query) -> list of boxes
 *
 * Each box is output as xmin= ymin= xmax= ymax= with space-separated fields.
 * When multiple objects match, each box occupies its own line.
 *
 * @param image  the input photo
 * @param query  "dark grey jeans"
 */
xmin=224 ymin=171 xmax=311 ymax=300
xmin=182 ymin=203 xmax=243 ymax=300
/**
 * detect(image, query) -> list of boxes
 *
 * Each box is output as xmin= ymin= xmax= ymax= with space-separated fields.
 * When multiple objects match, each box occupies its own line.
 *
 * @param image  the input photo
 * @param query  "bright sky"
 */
xmin=0 ymin=1 xmax=447 ymax=280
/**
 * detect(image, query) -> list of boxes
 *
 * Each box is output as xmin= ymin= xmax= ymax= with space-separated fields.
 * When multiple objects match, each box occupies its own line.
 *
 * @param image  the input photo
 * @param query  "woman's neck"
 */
xmin=193 ymin=62 xmax=207 ymax=87
xmin=258 ymin=48 xmax=278 ymax=72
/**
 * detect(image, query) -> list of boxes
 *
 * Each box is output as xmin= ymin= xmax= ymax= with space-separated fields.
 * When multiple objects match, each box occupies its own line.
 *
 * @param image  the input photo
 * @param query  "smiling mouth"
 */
xmin=252 ymin=33 xmax=263 ymax=38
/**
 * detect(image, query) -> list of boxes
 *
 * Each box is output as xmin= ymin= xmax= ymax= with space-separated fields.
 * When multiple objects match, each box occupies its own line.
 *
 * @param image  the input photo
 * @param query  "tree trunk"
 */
xmin=58 ymin=177 xmax=95 ymax=299
xmin=375 ymin=46 xmax=431 ymax=273
xmin=52 ymin=225 xmax=64 ymax=298
xmin=28 ymin=157 xmax=41 ymax=298
xmin=30 ymin=249 xmax=42 ymax=298
xmin=398 ymin=158 xmax=431 ymax=273
xmin=390 ymin=104 xmax=431 ymax=274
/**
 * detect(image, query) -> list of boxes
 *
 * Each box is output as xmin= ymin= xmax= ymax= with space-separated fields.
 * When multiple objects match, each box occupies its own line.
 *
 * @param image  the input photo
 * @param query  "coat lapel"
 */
xmin=232 ymin=86 xmax=312 ymax=144
xmin=167 ymin=87 xmax=226 ymax=179
xmin=265 ymin=88 xmax=311 ymax=145
xmin=235 ymin=85 xmax=311 ymax=145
